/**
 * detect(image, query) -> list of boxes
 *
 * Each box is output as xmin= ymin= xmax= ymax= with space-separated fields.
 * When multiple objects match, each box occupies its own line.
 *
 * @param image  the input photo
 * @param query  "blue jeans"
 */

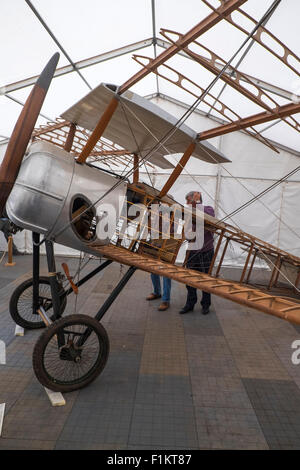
xmin=151 ymin=274 xmax=171 ymax=302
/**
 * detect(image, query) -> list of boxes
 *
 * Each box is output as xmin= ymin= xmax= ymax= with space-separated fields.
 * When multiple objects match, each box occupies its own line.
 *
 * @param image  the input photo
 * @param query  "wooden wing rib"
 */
xmin=202 ymin=0 xmax=300 ymax=78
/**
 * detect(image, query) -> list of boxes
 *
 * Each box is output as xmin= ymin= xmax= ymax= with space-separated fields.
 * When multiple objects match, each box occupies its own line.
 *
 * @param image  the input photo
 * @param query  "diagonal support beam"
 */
xmin=158 ymin=142 xmax=196 ymax=198
xmin=155 ymin=38 xmax=298 ymax=101
xmin=118 ymin=0 xmax=248 ymax=94
xmin=197 ymin=101 xmax=300 ymax=141
xmin=133 ymin=54 xmax=278 ymax=153
xmin=202 ymin=0 xmax=300 ymax=78
xmin=160 ymin=28 xmax=300 ymax=136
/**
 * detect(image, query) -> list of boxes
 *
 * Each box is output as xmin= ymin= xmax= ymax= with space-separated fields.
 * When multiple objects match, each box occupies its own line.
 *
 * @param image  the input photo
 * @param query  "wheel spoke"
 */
xmin=39 ymin=317 xmax=108 ymax=387
xmin=10 ymin=277 xmax=66 ymax=329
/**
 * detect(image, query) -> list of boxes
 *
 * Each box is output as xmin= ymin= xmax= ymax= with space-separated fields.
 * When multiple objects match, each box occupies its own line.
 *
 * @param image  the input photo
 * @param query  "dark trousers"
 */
xmin=185 ymin=249 xmax=214 ymax=308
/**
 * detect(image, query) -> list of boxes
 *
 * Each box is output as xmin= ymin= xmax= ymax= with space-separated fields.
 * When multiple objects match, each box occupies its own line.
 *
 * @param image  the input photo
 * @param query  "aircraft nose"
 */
xmin=0 ymin=52 xmax=60 ymax=214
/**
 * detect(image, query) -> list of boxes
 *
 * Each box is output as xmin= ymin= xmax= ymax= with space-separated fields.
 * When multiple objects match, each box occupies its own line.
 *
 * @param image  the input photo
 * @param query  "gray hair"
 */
xmin=185 ymin=191 xmax=197 ymax=200
xmin=185 ymin=191 xmax=202 ymax=203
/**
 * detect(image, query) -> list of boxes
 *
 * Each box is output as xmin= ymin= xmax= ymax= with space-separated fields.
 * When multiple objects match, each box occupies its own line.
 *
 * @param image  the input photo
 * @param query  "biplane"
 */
xmin=1 ymin=0 xmax=300 ymax=392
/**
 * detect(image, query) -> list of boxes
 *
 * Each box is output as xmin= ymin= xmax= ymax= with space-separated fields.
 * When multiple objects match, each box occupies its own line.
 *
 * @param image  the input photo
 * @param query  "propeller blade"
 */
xmin=0 ymin=52 xmax=60 ymax=214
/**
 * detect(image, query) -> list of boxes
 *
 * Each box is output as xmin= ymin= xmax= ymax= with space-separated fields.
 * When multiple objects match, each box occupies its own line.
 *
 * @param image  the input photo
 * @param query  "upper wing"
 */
xmin=61 ymin=83 xmax=231 ymax=168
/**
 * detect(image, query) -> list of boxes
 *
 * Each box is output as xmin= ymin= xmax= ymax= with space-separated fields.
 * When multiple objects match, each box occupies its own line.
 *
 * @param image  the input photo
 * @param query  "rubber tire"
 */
xmin=9 ymin=276 xmax=67 ymax=330
xmin=32 ymin=314 xmax=110 ymax=393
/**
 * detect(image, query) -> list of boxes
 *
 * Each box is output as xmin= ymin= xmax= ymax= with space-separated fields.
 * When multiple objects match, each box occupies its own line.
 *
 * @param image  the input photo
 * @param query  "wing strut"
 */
xmin=158 ymin=142 xmax=196 ymax=198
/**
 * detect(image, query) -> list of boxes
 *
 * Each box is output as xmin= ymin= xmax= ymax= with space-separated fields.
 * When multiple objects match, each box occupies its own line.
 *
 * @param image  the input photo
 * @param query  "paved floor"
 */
xmin=0 ymin=255 xmax=300 ymax=450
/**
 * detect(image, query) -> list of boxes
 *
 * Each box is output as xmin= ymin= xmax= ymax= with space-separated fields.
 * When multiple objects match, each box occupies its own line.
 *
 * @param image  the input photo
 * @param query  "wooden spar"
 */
xmin=268 ymin=254 xmax=281 ymax=290
xmin=64 ymin=122 xmax=76 ymax=152
xmin=245 ymin=249 xmax=257 ymax=284
xmin=160 ymin=28 xmax=300 ymax=135
xmin=197 ymin=101 xmax=300 ymax=141
xmin=158 ymin=142 xmax=196 ymax=198
xmin=133 ymin=154 xmax=139 ymax=183
xmin=77 ymin=96 xmax=119 ymax=164
xmin=273 ymin=257 xmax=282 ymax=288
xmin=240 ymin=244 xmax=254 ymax=283
xmin=216 ymin=238 xmax=230 ymax=278
xmin=118 ymin=0 xmax=247 ymax=94
xmin=295 ymin=270 xmax=300 ymax=293
xmin=208 ymin=230 xmax=224 ymax=275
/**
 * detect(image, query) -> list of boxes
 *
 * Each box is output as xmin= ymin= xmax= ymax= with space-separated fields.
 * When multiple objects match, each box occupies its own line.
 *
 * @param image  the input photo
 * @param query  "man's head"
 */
xmin=185 ymin=191 xmax=202 ymax=205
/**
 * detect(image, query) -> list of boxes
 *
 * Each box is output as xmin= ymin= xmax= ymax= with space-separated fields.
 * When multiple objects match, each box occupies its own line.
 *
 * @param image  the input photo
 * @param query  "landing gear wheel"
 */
xmin=9 ymin=276 xmax=67 ymax=330
xmin=32 ymin=314 xmax=110 ymax=393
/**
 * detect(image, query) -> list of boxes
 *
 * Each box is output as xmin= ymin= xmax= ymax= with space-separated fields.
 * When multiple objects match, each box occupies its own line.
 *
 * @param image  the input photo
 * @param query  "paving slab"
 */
xmin=0 ymin=255 xmax=299 ymax=450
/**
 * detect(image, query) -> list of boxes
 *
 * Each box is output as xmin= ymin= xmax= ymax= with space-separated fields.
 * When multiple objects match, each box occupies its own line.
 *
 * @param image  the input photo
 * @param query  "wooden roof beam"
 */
xmin=197 ymin=102 xmax=300 ymax=141
xmin=118 ymin=0 xmax=248 ymax=94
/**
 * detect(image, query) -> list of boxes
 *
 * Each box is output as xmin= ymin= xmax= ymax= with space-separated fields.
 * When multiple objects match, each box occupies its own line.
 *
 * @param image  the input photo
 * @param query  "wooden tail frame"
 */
xmin=113 ymin=182 xmax=300 ymax=294
xmin=206 ymin=227 xmax=300 ymax=294
xmin=116 ymin=182 xmax=186 ymax=264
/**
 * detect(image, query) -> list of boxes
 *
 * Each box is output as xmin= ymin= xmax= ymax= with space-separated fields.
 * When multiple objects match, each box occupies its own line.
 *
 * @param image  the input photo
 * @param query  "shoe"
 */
xmin=158 ymin=302 xmax=169 ymax=311
xmin=146 ymin=293 xmax=161 ymax=301
xmin=202 ymin=306 xmax=210 ymax=315
xmin=179 ymin=305 xmax=194 ymax=314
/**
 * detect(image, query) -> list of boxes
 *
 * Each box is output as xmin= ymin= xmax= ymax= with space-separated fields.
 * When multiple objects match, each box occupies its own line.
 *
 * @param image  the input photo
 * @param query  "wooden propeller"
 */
xmin=0 ymin=53 xmax=60 ymax=214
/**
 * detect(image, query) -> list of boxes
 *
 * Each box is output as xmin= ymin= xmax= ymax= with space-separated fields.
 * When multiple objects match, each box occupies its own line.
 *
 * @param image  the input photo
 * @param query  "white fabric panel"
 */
xmin=0 ymin=230 xmax=80 ymax=256
xmin=217 ymin=177 xmax=282 ymax=265
xmin=220 ymin=131 xmax=300 ymax=181
xmin=279 ymin=182 xmax=300 ymax=257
